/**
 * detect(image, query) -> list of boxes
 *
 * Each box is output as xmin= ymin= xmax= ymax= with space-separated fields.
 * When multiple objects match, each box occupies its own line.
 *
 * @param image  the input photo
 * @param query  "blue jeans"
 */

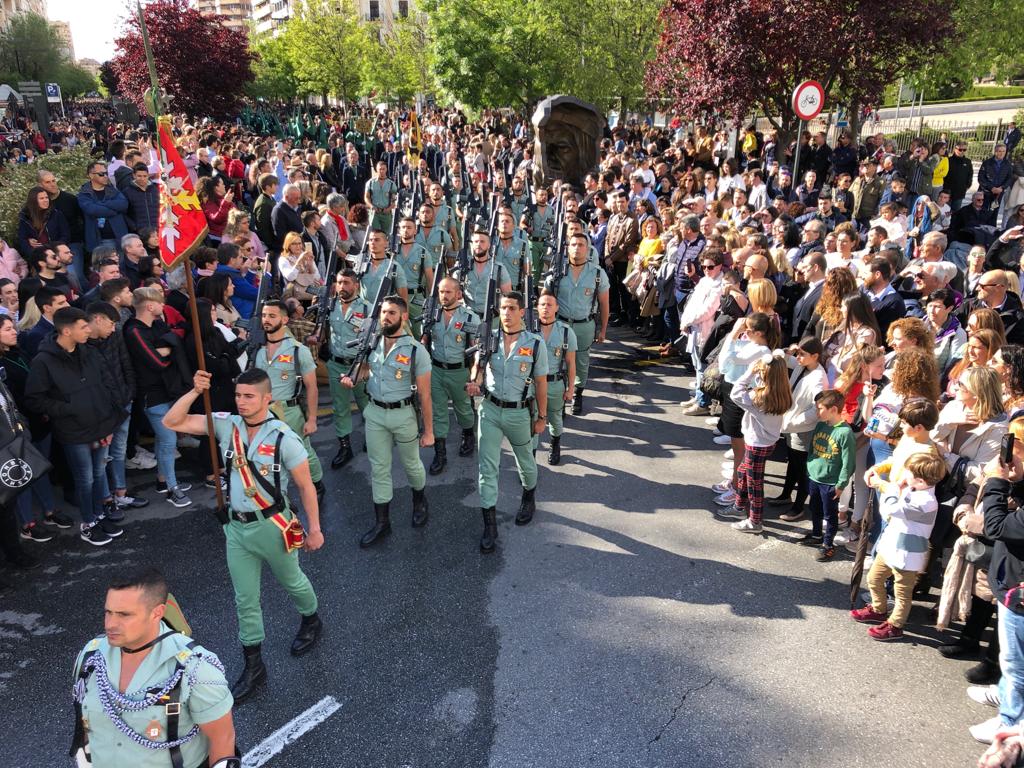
xmin=106 ymin=408 xmax=131 ymax=493
xmin=14 ymin=434 xmax=57 ymax=526
xmin=144 ymin=401 xmax=178 ymax=488
xmin=664 ymin=288 xmax=685 ymax=343
xmin=998 ymin=602 xmax=1024 ymax=726
xmin=808 ymin=479 xmax=839 ymax=545
xmin=64 ymin=441 xmax=110 ymax=525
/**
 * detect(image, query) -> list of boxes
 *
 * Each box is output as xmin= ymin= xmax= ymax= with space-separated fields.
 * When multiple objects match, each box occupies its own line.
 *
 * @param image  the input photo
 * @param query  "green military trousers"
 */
xmin=570 ymin=319 xmax=596 ymax=389
xmin=408 ymin=297 xmax=424 ymax=339
xmin=327 ymin=360 xmax=369 ymax=438
xmin=431 ymin=366 xmax=474 ymax=438
xmin=478 ymin=398 xmax=537 ymax=508
xmin=371 ymin=211 xmax=393 ymax=235
xmin=532 ymin=378 xmax=566 ymax=450
xmin=530 ymin=240 xmax=546 ymax=284
xmin=277 ymin=403 xmax=323 ymax=483
xmin=365 ymin=401 xmax=426 ymax=504
xmin=225 ymin=511 xmax=318 ymax=646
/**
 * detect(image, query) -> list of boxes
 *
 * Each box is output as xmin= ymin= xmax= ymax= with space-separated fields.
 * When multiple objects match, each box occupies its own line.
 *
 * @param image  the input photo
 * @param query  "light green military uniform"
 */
xmin=509 ymin=192 xmax=532 ymax=226
xmin=213 ymin=413 xmax=317 ymax=645
xmin=532 ymin=320 xmax=578 ymax=450
xmin=359 ymin=257 xmax=407 ymax=304
xmin=327 ymin=296 xmax=371 ymax=438
xmin=494 ymin=234 xmax=530 ymax=292
xmin=255 ymin=334 xmax=323 ymax=483
xmin=428 ymin=304 xmax=479 ymax=439
xmin=528 ymin=204 xmax=555 ymax=283
xmin=460 ymin=258 xmax=508 ymax=317
xmin=365 ymin=334 xmax=432 ymax=504
xmin=367 ymin=177 xmax=398 ymax=234
xmin=73 ymin=624 xmax=232 ymax=768
xmin=415 ymin=224 xmax=454 ymax=274
xmin=433 ymin=201 xmax=458 ymax=245
xmin=587 ymin=243 xmax=601 ymax=268
xmin=395 ymin=241 xmax=434 ymax=337
xmin=549 ymin=262 xmax=607 ymax=389
xmin=476 ymin=329 xmax=549 ymax=508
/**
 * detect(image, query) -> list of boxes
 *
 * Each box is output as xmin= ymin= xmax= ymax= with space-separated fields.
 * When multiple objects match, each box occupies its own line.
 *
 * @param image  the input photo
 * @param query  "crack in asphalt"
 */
xmin=648 ymin=677 xmax=717 ymax=747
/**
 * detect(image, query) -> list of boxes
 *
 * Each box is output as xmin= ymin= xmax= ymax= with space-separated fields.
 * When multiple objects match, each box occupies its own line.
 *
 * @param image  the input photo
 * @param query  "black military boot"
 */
xmin=331 ymin=436 xmax=353 ymax=469
xmin=458 ymin=427 xmax=475 ymax=456
xmin=515 ymin=486 xmax=537 ymax=526
xmin=411 ymin=487 xmax=429 ymax=527
xmin=290 ymin=612 xmax=323 ymax=656
xmin=359 ymin=502 xmax=391 ymax=548
xmin=480 ymin=506 xmax=498 ymax=553
xmin=230 ymin=644 xmax=267 ymax=704
xmin=571 ymin=386 xmax=583 ymax=415
xmin=547 ymin=436 xmax=561 ymax=465
xmin=428 ymin=440 xmax=447 ymax=475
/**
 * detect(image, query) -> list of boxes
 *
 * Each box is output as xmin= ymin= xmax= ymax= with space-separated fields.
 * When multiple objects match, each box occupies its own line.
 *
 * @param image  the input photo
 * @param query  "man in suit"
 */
xmin=271 ymin=184 xmax=304 ymax=253
xmin=252 ymin=174 xmax=279 ymax=254
xmin=339 ymin=148 xmax=369 ymax=206
xmin=861 ymin=257 xmax=905 ymax=341
xmin=791 ymin=252 xmax=826 ymax=343
xmin=603 ymin=192 xmax=640 ymax=326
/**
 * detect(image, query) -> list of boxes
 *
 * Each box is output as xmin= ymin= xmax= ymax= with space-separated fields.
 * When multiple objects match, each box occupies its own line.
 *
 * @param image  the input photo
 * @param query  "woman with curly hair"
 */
xmin=807 ymin=267 xmax=858 ymax=364
xmin=887 ymin=317 xmax=935 ymax=355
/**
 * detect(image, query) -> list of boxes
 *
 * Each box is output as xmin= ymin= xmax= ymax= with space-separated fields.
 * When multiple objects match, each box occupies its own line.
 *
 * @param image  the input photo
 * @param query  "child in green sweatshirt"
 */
xmin=803 ymin=390 xmax=857 ymax=561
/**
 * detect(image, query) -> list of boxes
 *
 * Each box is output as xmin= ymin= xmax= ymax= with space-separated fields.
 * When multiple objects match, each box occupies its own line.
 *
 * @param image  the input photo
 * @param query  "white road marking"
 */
xmin=241 ymin=695 xmax=343 ymax=768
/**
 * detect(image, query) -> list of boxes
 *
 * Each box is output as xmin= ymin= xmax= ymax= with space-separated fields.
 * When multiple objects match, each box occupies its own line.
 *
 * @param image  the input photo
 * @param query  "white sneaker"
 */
xmin=713 ymin=434 xmax=732 ymax=445
xmin=125 ymin=453 xmax=157 ymax=471
xmin=177 ymin=435 xmax=200 ymax=449
xmin=723 ymin=449 xmax=734 ymax=459
xmin=705 ymin=417 xmax=719 ymax=425
xmin=968 ymin=685 xmax=1000 ymax=709
xmin=731 ymin=518 xmax=762 ymax=533
xmin=714 ymin=490 xmax=737 ymax=506
xmin=970 ymin=715 xmax=1004 ymax=745
xmin=135 ymin=446 xmax=156 ymax=460
xmin=712 ymin=481 xmax=732 ymax=494
xmin=843 ymin=529 xmax=862 ymax=552
xmin=712 ymin=428 xmax=723 ymax=436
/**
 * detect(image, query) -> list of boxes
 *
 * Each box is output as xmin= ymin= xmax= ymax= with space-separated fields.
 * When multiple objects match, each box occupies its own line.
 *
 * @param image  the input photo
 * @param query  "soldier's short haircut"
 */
xmin=337 ymin=268 xmax=357 ymax=280
xmin=539 ymin=289 xmax=558 ymax=300
xmin=109 ymin=567 xmax=169 ymax=608
xmin=53 ymin=306 xmax=87 ymax=332
xmin=263 ymin=299 xmax=288 ymax=315
xmin=501 ymin=291 xmax=525 ymax=310
xmin=383 ymin=294 xmax=408 ymax=311
xmin=237 ymin=367 xmax=272 ymax=393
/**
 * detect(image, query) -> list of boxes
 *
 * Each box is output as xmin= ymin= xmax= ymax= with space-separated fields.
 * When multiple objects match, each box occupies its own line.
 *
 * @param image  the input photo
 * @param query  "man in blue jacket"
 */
xmin=77 ymin=161 xmax=129 ymax=256
xmin=214 ymin=242 xmax=259 ymax=321
xmin=978 ymin=143 xmax=1014 ymax=213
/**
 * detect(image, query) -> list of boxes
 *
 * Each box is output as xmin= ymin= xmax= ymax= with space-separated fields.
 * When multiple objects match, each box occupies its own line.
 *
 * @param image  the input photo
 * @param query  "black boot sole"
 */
xmin=231 ymin=668 xmax=267 ymax=704
xmin=331 ymin=454 xmax=353 ymax=469
xmin=359 ymin=524 xmax=392 ymax=548
xmin=515 ymin=512 xmax=534 ymax=526
xmin=480 ymin=540 xmax=496 ymax=553
xmin=428 ymin=463 xmax=446 ymax=476
xmin=547 ymin=454 xmax=560 ymax=465
xmin=291 ymin=625 xmax=323 ymax=657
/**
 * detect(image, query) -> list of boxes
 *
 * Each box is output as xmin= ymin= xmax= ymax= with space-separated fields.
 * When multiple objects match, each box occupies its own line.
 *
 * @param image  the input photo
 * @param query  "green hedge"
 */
xmin=0 ymin=146 xmax=94 ymax=245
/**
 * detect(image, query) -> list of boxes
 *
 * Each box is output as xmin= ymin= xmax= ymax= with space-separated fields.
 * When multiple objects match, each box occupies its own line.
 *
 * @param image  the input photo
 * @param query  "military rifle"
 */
xmin=345 ymin=254 xmax=396 ymax=382
xmin=466 ymin=253 xmax=500 ymax=384
xmin=388 ymin=202 xmax=401 ymax=253
xmin=524 ymin=271 xmax=539 ymax=334
xmin=243 ymin=252 xmax=274 ymax=371
xmin=350 ymin=225 xmax=373 ymax=278
xmin=545 ymin=194 xmax=569 ymax=297
xmin=420 ymin=246 xmax=447 ymax=353
xmin=455 ymin=211 xmax=473 ymax=283
xmin=308 ymin=238 xmax=340 ymax=357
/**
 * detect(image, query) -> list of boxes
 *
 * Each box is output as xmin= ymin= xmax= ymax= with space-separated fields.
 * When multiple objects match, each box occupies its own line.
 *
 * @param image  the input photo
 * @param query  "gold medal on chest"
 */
xmin=281 ymin=372 xmax=289 ymax=381
xmin=395 ymin=370 xmax=403 ymax=380
xmin=259 ymin=465 xmax=270 ymax=477
xmin=455 ymin=334 xmax=463 ymax=344
xmin=555 ymin=348 xmax=562 ymax=357
xmin=145 ymin=720 xmax=162 ymax=739
xmin=520 ymin=362 xmax=528 ymax=373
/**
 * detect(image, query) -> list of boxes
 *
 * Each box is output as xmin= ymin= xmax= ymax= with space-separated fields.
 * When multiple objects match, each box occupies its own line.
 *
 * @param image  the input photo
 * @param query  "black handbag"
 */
xmin=0 ymin=384 xmax=51 ymax=505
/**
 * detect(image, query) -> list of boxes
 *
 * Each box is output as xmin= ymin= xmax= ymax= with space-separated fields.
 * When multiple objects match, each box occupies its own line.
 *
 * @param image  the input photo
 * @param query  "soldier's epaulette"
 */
xmin=86 ymin=637 xmax=102 ymax=652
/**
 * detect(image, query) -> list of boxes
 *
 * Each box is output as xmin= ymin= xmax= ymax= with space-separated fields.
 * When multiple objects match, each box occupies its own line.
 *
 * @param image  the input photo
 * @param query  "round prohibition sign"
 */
xmin=792 ymin=80 xmax=825 ymax=121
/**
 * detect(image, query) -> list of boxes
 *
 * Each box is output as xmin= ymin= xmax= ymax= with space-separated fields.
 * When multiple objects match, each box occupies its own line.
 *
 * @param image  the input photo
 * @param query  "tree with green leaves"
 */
xmin=282 ymin=0 xmax=371 ymax=104
xmin=0 ymin=12 xmax=73 ymax=83
xmin=248 ymin=32 xmax=300 ymax=103
xmin=364 ymin=17 xmax=434 ymax=103
xmin=55 ymin=63 xmax=98 ymax=98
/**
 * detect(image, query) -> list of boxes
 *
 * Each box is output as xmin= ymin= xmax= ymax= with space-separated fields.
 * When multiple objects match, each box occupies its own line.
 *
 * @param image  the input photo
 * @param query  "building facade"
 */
xmin=250 ymin=0 xmax=419 ymax=35
xmin=0 ymin=0 xmax=48 ymax=28
xmin=51 ymin=19 xmax=74 ymax=60
xmin=196 ymin=0 xmax=252 ymax=34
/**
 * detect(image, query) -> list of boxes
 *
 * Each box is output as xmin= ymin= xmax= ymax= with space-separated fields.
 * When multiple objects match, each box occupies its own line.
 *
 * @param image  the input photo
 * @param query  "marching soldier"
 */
xmin=549 ymin=232 xmax=609 ymax=416
xmin=526 ymin=186 xmax=555 ymax=283
xmin=466 ymin=292 xmax=549 ymax=554
xmin=359 ymin=229 xmax=408 ymax=304
xmin=341 ymin=295 xmax=434 ymax=548
xmin=428 ymin=181 xmax=460 ymax=250
xmin=365 ymin=160 xmax=398 ymax=234
xmin=162 ymin=368 xmax=325 ymax=703
xmin=494 ymin=207 xmax=530 ymax=291
xmin=534 ymin=290 xmax=577 ymax=465
xmin=424 ymin=276 xmax=479 ymax=475
xmin=394 ymin=217 xmax=435 ymax=337
xmin=508 ymin=173 xmax=533 ymax=226
xmin=564 ymin=217 xmax=602 ymax=268
xmin=323 ymin=268 xmax=370 ymax=469
xmin=458 ymin=230 xmax=512 ymax=316
xmin=415 ymin=202 xmax=454 ymax=274
xmin=253 ymin=300 xmax=326 ymax=500
xmin=71 ymin=569 xmax=237 ymax=768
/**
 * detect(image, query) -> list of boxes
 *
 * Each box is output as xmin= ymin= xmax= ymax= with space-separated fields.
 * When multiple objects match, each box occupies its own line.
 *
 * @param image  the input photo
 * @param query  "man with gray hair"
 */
xmin=271 ymin=183 xmax=304 ymax=258
xmin=120 ymin=233 xmax=147 ymax=289
xmin=320 ymin=193 xmax=353 ymax=259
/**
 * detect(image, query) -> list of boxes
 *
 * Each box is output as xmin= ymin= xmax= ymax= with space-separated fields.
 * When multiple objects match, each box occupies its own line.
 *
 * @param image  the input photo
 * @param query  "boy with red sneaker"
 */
xmin=850 ymin=451 xmax=946 ymax=640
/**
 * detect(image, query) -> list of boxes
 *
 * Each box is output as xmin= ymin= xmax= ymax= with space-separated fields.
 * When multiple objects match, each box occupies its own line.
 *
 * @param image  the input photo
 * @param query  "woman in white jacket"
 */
xmin=770 ymin=337 xmax=828 ymax=520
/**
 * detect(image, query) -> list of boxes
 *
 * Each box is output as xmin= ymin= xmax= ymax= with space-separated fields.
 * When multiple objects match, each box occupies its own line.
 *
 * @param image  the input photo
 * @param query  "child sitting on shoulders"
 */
xmin=850 ymin=451 xmax=947 ymax=641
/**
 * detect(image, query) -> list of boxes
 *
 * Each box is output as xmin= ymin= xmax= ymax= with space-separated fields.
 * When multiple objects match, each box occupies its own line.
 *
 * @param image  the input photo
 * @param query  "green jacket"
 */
xmin=808 ymin=420 xmax=856 ymax=489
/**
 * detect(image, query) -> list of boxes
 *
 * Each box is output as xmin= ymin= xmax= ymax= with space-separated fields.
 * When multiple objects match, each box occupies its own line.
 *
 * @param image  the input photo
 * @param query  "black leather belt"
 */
xmin=484 ymin=391 xmax=533 ymax=409
xmin=431 ymin=358 xmax=465 ymax=370
xmin=275 ymin=398 xmax=301 ymax=408
xmin=545 ymin=374 xmax=565 ymax=382
xmin=231 ymin=509 xmax=264 ymax=524
xmin=558 ymin=314 xmax=595 ymax=323
xmin=330 ymin=355 xmax=355 ymax=365
xmin=410 ymin=287 xmax=424 ymax=295
xmin=370 ymin=397 xmax=413 ymax=409
xmin=530 ymin=237 xmax=546 ymax=243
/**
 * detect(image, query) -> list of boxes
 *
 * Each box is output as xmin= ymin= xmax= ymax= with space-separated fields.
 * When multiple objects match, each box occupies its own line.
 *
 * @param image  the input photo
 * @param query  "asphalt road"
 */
xmin=0 ymin=330 xmax=993 ymax=767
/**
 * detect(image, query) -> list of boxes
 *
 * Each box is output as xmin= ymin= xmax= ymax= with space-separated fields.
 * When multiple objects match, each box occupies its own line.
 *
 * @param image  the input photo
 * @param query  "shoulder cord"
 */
xmin=521 ymin=339 xmax=539 ymax=401
xmin=74 ymin=647 xmax=225 ymax=752
xmin=558 ymin=326 xmax=568 ymax=380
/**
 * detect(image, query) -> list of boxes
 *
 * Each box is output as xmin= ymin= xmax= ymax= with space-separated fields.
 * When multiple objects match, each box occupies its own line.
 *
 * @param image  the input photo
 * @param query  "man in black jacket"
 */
xmin=20 ymin=286 xmax=69 ymax=358
xmin=986 ymin=204 xmax=1024 ymax=272
xmin=957 ymin=269 xmax=1024 ymax=345
xmin=944 ymin=141 xmax=974 ymax=211
xmin=791 ymin=251 xmax=826 ymax=342
xmin=24 ymin=307 xmax=125 ymax=547
xmin=39 ymin=169 xmax=86 ymax=287
xmin=271 ymin=184 xmax=304 ymax=255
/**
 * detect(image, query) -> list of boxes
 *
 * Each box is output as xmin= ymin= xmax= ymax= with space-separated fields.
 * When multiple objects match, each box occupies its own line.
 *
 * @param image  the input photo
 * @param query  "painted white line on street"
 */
xmin=241 ymin=695 xmax=343 ymax=768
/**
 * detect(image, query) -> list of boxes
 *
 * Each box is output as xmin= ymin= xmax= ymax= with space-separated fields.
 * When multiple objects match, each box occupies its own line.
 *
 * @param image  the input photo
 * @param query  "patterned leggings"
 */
xmin=735 ymin=444 xmax=775 ymax=524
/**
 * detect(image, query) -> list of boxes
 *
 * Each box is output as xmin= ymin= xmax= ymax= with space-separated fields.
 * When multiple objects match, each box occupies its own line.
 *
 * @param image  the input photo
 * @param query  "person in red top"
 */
xmin=197 ymin=176 xmax=236 ymax=243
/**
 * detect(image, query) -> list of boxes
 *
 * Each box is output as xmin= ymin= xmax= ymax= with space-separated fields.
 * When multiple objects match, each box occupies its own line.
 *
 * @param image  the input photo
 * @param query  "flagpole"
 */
xmin=138 ymin=1 xmax=225 ymax=511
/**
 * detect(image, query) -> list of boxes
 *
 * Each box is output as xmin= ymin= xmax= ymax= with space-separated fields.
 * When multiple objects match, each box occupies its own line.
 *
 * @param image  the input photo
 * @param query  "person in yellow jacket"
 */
xmin=931 ymin=141 xmax=949 ymax=198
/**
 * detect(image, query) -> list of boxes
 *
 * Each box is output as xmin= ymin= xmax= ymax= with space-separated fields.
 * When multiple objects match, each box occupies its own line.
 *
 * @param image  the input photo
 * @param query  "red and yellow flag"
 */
xmin=156 ymin=116 xmax=208 ymax=271
xmin=409 ymin=110 xmax=423 ymax=163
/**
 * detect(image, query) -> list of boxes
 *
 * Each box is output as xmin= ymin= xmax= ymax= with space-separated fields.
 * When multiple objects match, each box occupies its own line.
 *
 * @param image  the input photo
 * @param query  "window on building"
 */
xmin=368 ymin=0 xmax=380 ymax=20
xmin=398 ymin=0 xmax=409 ymax=17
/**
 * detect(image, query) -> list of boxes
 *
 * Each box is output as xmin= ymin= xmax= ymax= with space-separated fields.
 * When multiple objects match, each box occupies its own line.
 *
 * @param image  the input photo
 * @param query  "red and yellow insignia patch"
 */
xmin=517 ymin=346 xmax=533 ymax=356
xmin=395 ymin=354 xmax=411 ymax=365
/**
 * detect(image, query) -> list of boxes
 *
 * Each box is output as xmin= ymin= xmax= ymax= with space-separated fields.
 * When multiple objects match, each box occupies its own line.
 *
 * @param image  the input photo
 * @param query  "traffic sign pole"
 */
xmin=790 ymin=80 xmax=825 ymax=184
